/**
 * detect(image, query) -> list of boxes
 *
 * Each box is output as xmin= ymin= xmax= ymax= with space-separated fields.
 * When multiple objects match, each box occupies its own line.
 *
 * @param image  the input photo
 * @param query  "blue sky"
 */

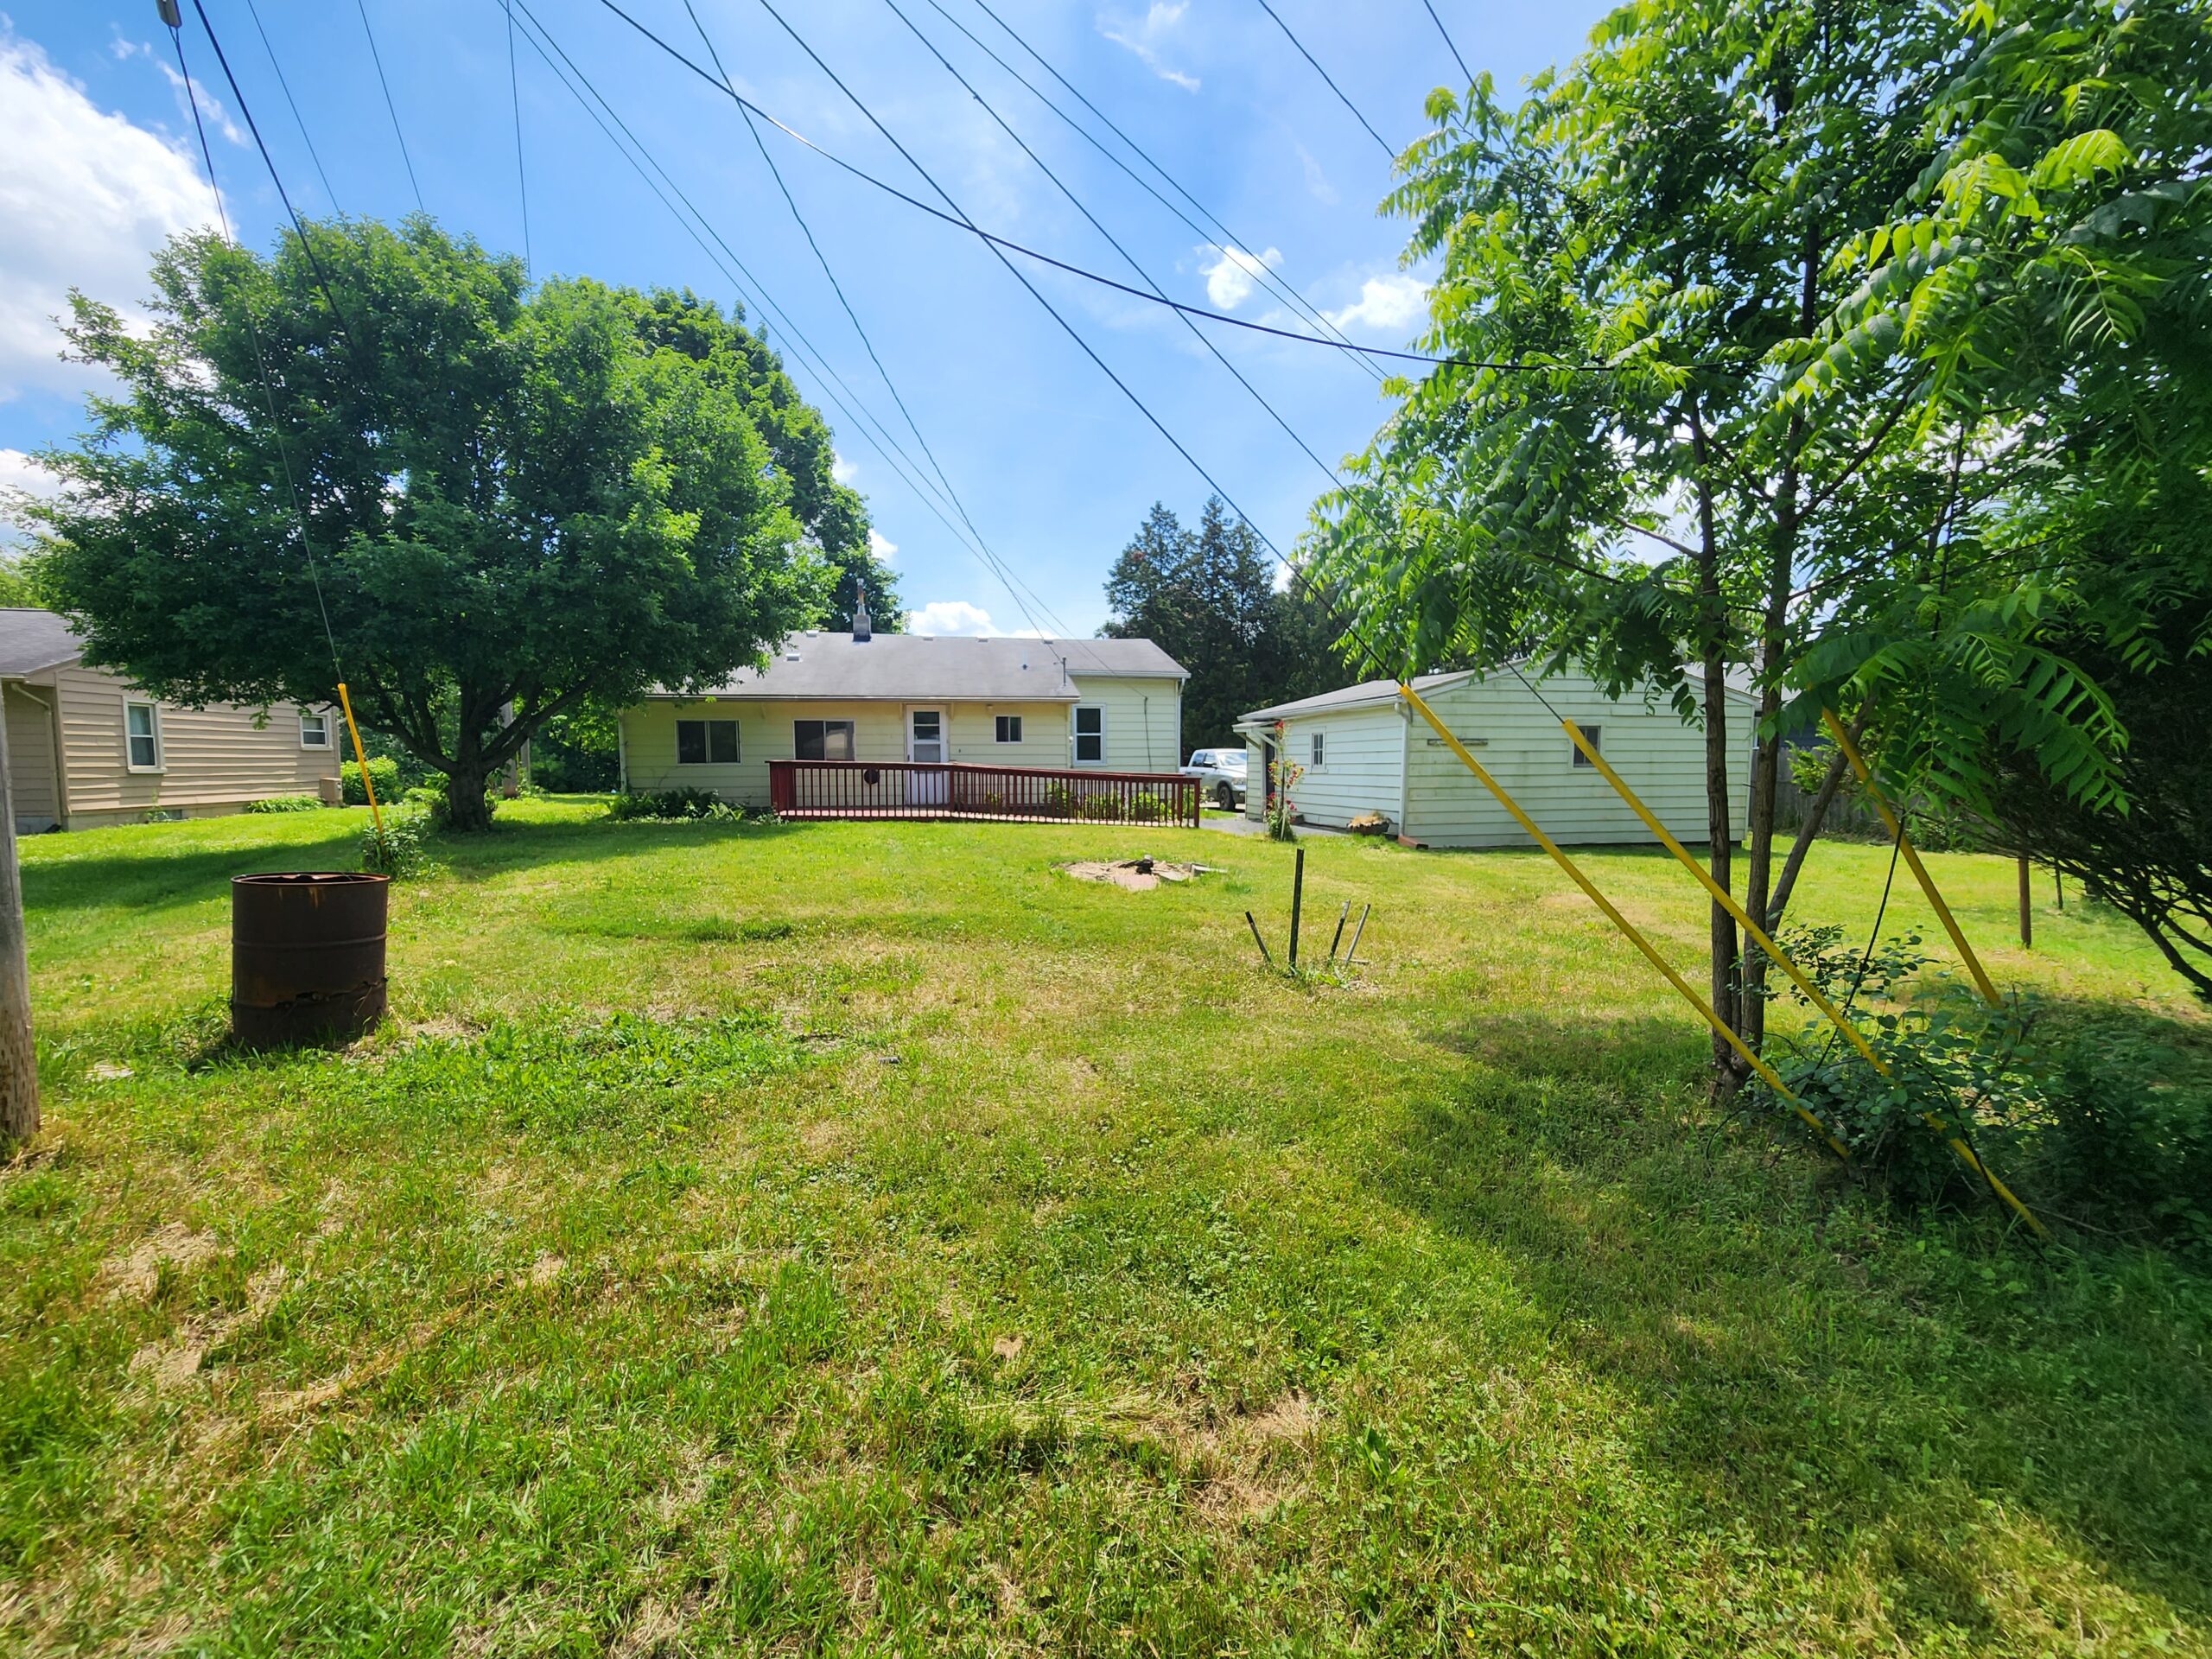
xmin=1 ymin=0 xmax=1608 ymax=636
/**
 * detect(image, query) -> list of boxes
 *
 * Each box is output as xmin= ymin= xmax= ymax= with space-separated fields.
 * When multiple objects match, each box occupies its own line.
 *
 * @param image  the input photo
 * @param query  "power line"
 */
xmin=353 ymin=0 xmax=425 ymax=213
xmin=678 ymin=0 xmax=1066 ymax=638
xmin=587 ymin=0 xmax=1656 ymax=378
xmin=1421 ymin=0 xmax=1473 ymax=86
xmin=503 ymin=0 xmax=531 ymax=271
xmin=505 ymin=0 xmax=1066 ymax=642
xmin=242 ymin=0 xmax=338 ymax=207
xmin=165 ymin=11 xmax=342 ymax=684
xmin=937 ymin=0 xmax=1382 ymax=384
xmin=1250 ymin=0 xmax=1397 ymax=160
xmin=879 ymin=0 xmax=1343 ymax=485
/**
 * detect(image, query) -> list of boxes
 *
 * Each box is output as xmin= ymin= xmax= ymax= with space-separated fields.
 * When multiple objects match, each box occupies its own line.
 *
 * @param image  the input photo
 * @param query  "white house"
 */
xmin=1236 ymin=667 xmax=1758 ymax=849
xmin=618 ymin=609 xmax=1186 ymax=811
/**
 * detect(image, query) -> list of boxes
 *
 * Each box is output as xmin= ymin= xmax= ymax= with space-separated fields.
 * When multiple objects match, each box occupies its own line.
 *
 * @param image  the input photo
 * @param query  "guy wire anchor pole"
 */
xmin=1244 ymin=912 xmax=1275 ymax=969
xmin=1287 ymin=846 xmax=1306 ymax=969
xmin=1326 ymin=901 xmax=1351 ymax=963
xmin=1344 ymin=904 xmax=1371 ymax=964
xmin=1559 ymin=714 xmax=2045 ymax=1237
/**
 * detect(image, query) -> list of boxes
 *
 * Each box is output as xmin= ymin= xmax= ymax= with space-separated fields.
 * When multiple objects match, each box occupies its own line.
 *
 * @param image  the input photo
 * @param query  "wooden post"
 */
xmin=2018 ymin=854 xmax=2032 ymax=949
xmin=0 ymin=701 xmax=36 ymax=1144
xmin=1287 ymin=846 xmax=1305 ymax=968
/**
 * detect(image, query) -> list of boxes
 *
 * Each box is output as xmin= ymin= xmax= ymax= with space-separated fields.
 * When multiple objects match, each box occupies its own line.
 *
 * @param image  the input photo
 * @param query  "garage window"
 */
xmin=1571 ymin=723 xmax=1602 ymax=766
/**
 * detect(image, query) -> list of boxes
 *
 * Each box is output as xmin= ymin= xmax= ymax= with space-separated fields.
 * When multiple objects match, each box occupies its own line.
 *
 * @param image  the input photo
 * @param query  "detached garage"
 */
xmin=1235 ymin=668 xmax=1758 ymax=849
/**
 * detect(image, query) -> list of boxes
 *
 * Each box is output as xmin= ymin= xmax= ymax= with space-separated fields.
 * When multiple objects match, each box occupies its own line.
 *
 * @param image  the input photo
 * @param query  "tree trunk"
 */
xmin=442 ymin=762 xmax=494 ymax=833
xmin=1687 ymin=398 xmax=1740 ymax=1089
xmin=1765 ymin=729 xmax=1856 ymax=932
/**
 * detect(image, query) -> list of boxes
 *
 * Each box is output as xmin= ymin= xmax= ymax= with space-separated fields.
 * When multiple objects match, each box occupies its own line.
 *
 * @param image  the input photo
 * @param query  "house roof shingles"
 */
xmin=655 ymin=633 xmax=1185 ymax=703
xmin=0 ymin=609 xmax=83 ymax=678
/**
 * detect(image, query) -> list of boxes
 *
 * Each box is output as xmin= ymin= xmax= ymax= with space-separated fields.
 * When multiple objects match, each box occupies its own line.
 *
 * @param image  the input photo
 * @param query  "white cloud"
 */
xmin=1295 ymin=143 xmax=1338 ymax=207
xmin=0 ymin=27 xmax=221 ymax=402
xmin=905 ymin=600 xmax=997 ymax=637
xmin=0 ymin=448 xmax=61 ymax=550
xmin=1198 ymin=245 xmax=1282 ymax=310
xmin=1325 ymin=273 xmax=1430 ymax=334
xmin=831 ymin=451 xmax=857 ymax=485
xmin=155 ymin=60 xmax=246 ymax=148
xmin=1098 ymin=3 xmax=1200 ymax=92
xmin=868 ymin=527 xmax=896 ymax=562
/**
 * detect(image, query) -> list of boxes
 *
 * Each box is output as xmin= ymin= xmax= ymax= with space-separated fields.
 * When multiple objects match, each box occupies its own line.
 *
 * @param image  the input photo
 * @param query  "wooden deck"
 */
xmin=767 ymin=760 xmax=1200 ymax=827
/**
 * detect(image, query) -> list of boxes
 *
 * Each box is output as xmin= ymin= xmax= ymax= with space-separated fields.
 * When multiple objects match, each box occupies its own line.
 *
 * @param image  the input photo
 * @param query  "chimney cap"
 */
xmin=852 ymin=583 xmax=873 ymax=643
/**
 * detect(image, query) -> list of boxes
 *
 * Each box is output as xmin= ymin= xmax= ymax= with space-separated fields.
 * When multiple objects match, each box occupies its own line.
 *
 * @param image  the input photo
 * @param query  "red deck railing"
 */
xmin=767 ymin=760 xmax=1199 ymax=827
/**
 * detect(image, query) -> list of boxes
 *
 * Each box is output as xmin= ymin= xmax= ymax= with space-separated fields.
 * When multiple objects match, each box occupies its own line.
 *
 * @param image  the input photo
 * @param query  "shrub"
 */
xmin=1042 ymin=784 xmax=1076 ymax=819
xmin=1077 ymin=792 xmax=1125 ymax=822
xmin=1126 ymin=792 xmax=1167 ymax=823
xmin=243 ymin=794 xmax=323 ymax=814
xmin=607 ymin=788 xmax=740 ymax=823
xmin=404 ymin=776 xmax=499 ymax=829
xmin=359 ymin=810 xmax=429 ymax=879
xmin=341 ymin=757 xmax=401 ymax=806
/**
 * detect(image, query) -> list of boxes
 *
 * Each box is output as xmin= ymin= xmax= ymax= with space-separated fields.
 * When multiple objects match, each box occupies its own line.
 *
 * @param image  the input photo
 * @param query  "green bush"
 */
xmin=243 ymin=794 xmax=323 ymax=814
xmin=1126 ymin=792 xmax=1167 ymax=823
xmin=1077 ymin=792 xmax=1125 ymax=822
xmin=607 ymin=788 xmax=740 ymax=823
xmin=359 ymin=810 xmax=429 ymax=879
xmin=341 ymin=757 xmax=401 ymax=806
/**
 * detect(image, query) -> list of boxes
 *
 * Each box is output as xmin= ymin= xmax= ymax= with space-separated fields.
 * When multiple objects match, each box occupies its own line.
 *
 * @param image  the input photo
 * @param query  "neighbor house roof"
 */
xmin=1239 ymin=671 xmax=1473 ymax=724
xmin=0 ymin=609 xmax=83 ymax=678
xmin=652 ymin=632 xmax=1185 ymax=703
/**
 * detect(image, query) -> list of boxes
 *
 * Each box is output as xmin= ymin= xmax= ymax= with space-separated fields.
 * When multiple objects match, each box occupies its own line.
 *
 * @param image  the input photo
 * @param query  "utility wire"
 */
xmin=678 ymin=0 xmax=1066 ymax=638
xmin=587 ymin=0 xmax=1660 ymax=378
xmin=880 ymin=0 xmax=1343 ymax=485
xmin=506 ymin=0 xmax=1065 ymax=642
xmin=504 ymin=0 xmax=531 ymax=271
xmin=165 ymin=14 xmax=343 ymax=684
xmin=1250 ymin=0 xmax=1397 ymax=159
xmin=242 ymin=0 xmax=338 ymax=207
xmin=354 ymin=0 xmax=425 ymax=213
xmin=1421 ymin=0 xmax=1473 ymax=86
xmin=935 ymin=0 xmax=1382 ymax=384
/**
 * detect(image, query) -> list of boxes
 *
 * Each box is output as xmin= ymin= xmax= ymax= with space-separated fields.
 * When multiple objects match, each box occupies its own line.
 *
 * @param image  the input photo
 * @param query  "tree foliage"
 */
xmin=1101 ymin=498 xmax=1357 ymax=754
xmin=27 ymin=219 xmax=878 ymax=828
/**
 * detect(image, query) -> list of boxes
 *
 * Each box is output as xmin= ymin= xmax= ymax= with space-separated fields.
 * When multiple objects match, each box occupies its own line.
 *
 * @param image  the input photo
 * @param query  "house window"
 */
xmin=124 ymin=701 xmax=162 ymax=772
xmin=995 ymin=715 xmax=1023 ymax=744
xmin=1073 ymin=705 xmax=1103 ymax=765
xmin=677 ymin=719 xmax=740 ymax=765
xmin=300 ymin=710 xmax=331 ymax=749
xmin=1310 ymin=731 xmax=1325 ymax=767
xmin=793 ymin=719 xmax=855 ymax=761
xmin=1571 ymin=723 xmax=1602 ymax=766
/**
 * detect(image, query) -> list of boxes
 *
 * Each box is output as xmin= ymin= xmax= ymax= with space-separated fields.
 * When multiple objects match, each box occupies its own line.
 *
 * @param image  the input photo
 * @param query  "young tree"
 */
xmin=29 ymin=219 xmax=844 ymax=830
xmin=1307 ymin=0 xmax=2167 ymax=1084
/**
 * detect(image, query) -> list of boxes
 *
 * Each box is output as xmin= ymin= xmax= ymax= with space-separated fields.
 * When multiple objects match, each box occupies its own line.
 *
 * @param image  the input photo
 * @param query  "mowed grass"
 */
xmin=3 ymin=799 xmax=2208 ymax=1656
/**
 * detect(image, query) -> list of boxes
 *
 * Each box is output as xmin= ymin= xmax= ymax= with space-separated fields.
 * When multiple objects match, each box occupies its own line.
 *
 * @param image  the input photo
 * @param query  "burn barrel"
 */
xmin=231 ymin=873 xmax=390 ymax=1047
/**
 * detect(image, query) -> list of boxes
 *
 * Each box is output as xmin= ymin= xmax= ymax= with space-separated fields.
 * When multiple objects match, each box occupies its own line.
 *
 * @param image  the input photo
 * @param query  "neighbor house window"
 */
xmin=124 ymin=701 xmax=162 ymax=772
xmin=677 ymin=719 xmax=740 ymax=765
xmin=793 ymin=719 xmax=855 ymax=761
xmin=995 ymin=715 xmax=1023 ymax=744
xmin=299 ymin=710 xmax=331 ymax=749
xmin=1571 ymin=723 xmax=1602 ymax=766
xmin=1073 ymin=705 xmax=1103 ymax=764
xmin=1310 ymin=732 xmax=1325 ymax=766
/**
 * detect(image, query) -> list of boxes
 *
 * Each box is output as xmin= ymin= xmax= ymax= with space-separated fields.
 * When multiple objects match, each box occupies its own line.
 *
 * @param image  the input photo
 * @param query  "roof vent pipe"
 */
xmin=852 ymin=586 xmax=872 ymax=643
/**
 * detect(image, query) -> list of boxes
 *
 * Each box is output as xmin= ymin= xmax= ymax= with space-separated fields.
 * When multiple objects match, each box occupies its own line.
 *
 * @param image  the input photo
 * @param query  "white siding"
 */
xmin=44 ymin=664 xmax=339 ymax=827
xmin=1387 ymin=673 xmax=1754 ymax=849
xmin=1267 ymin=704 xmax=1404 ymax=831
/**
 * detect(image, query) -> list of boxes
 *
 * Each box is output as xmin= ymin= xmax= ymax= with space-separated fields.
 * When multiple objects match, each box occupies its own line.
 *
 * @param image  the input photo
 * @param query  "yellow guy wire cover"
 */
xmin=1564 ymin=718 xmax=2046 ymax=1236
xmin=336 ymin=683 xmax=385 ymax=838
xmin=1396 ymin=683 xmax=1848 ymax=1157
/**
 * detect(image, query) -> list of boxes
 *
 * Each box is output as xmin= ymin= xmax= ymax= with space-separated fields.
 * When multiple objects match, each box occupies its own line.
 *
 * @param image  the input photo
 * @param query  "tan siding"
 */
xmin=1064 ymin=676 xmax=1183 ymax=772
xmin=3 ymin=684 xmax=60 ymax=830
xmin=1270 ymin=705 xmax=1404 ymax=831
xmin=1394 ymin=675 xmax=1755 ymax=849
xmin=622 ymin=698 xmax=1086 ymax=809
xmin=50 ymin=664 xmax=339 ymax=824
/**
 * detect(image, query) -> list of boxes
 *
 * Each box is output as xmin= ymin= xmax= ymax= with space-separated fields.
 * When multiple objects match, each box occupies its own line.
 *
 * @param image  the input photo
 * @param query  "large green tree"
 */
xmin=29 ymin=219 xmax=871 ymax=829
xmin=1102 ymin=497 xmax=1356 ymax=753
xmin=1307 ymin=0 xmax=2191 ymax=1082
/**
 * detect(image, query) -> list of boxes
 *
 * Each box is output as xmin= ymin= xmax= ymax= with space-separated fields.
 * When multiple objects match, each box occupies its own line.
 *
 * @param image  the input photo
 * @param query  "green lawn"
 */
xmin=3 ymin=800 xmax=2207 ymax=1656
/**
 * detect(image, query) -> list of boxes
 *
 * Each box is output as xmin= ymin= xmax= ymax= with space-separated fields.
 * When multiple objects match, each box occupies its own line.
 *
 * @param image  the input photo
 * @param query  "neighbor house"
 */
xmin=0 ymin=608 xmax=340 ymax=832
xmin=1237 ymin=667 xmax=1758 ymax=849
xmin=618 ymin=607 xmax=1187 ymax=812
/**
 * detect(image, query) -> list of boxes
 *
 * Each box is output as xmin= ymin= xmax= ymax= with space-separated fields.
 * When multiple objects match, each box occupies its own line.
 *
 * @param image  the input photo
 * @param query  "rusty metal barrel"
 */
xmin=230 ymin=873 xmax=390 ymax=1047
